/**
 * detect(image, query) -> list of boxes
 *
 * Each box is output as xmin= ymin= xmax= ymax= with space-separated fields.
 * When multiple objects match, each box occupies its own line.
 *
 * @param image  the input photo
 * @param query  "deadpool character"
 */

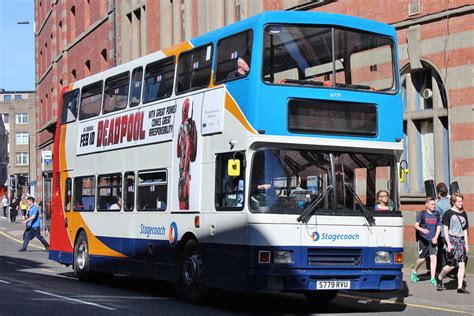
xmin=177 ymin=98 xmax=197 ymax=210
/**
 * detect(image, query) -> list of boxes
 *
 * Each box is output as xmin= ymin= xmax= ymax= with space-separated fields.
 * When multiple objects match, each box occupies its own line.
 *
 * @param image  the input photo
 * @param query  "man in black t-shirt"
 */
xmin=436 ymin=193 xmax=470 ymax=294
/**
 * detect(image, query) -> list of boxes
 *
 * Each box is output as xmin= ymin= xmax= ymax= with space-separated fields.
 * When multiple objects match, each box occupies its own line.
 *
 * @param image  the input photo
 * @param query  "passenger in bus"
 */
xmin=156 ymin=197 xmax=167 ymax=210
xmin=109 ymin=197 xmax=122 ymax=210
xmin=226 ymin=57 xmax=250 ymax=80
xmin=375 ymin=189 xmax=393 ymax=211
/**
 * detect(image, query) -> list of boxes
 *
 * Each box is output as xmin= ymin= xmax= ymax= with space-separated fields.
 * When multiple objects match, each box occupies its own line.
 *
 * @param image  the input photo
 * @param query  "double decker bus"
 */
xmin=50 ymin=11 xmax=404 ymax=302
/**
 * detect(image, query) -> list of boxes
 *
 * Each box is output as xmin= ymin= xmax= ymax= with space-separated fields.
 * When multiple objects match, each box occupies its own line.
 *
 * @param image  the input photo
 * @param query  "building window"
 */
xmin=16 ymin=132 xmax=29 ymax=145
xmin=401 ymin=62 xmax=449 ymax=195
xmin=1 ymin=114 xmax=8 ymax=124
xmin=15 ymin=113 xmax=28 ymax=124
xmin=15 ymin=95 xmax=22 ymax=100
xmin=16 ymin=152 xmax=28 ymax=165
xmin=4 ymin=95 xmax=11 ymax=102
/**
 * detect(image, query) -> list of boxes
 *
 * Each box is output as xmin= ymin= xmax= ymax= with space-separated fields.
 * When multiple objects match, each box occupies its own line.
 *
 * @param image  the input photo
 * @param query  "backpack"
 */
xmin=415 ymin=210 xmax=440 ymax=242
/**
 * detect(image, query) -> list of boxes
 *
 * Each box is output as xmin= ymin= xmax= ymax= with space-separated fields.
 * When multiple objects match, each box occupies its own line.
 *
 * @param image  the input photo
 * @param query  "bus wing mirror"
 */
xmin=228 ymin=159 xmax=241 ymax=177
xmin=399 ymin=160 xmax=409 ymax=183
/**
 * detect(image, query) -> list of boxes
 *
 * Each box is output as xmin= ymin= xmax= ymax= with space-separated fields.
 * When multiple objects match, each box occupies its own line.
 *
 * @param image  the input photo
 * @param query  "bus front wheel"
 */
xmin=304 ymin=290 xmax=338 ymax=304
xmin=74 ymin=231 xmax=91 ymax=281
xmin=179 ymin=239 xmax=207 ymax=303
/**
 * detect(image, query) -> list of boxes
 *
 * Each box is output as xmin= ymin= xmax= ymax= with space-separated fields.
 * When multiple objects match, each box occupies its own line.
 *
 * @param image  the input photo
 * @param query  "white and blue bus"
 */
xmin=50 ymin=11 xmax=404 ymax=302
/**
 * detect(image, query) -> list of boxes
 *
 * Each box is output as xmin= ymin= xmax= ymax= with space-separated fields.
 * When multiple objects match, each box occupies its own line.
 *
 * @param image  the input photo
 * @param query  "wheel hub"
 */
xmin=183 ymin=255 xmax=200 ymax=286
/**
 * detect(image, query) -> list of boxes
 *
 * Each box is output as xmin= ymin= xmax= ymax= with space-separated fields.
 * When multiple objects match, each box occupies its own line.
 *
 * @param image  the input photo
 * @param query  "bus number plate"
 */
xmin=316 ymin=280 xmax=350 ymax=290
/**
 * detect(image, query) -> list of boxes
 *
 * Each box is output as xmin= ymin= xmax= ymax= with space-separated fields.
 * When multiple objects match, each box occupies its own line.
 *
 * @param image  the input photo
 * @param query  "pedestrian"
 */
xmin=19 ymin=195 xmax=28 ymax=220
xmin=18 ymin=196 xmax=49 ymax=252
xmin=436 ymin=192 xmax=470 ymax=294
xmin=435 ymin=182 xmax=451 ymax=272
xmin=2 ymin=194 xmax=9 ymax=218
xmin=9 ymin=197 xmax=19 ymax=223
xmin=411 ymin=196 xmax=441 ymax=286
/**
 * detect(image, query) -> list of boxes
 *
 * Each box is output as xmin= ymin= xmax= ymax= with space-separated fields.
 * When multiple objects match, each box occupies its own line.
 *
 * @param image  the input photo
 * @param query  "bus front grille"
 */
xmin=307 ymin=248 xmax=362 ymax=266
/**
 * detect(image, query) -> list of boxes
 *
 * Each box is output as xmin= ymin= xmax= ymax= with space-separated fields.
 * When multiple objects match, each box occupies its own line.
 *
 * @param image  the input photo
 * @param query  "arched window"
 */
xmin=401 ymin=60 xmax=449 ymax=195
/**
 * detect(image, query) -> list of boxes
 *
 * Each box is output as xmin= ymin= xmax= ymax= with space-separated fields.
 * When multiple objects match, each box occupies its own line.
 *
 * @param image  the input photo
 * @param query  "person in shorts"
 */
xmin=437 ymin=193 xmax=470 ymax=294
xmin=411 ymin=196 xmax=441 ymax=286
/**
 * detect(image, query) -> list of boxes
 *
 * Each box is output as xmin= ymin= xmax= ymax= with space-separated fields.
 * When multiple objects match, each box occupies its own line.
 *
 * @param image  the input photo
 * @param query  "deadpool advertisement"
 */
xmin=173 ymin=95 xmax=203 ymax=211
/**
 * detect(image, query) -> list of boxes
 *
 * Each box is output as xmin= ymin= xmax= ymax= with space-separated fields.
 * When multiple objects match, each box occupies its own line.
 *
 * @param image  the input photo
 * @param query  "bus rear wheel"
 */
xmin=179 ymin=239 xmax=206 ymax=303
xmin=74 ymin=231 xmax=91 ymax=281
xmin=304 ymin=290 xmax=338 ymax=304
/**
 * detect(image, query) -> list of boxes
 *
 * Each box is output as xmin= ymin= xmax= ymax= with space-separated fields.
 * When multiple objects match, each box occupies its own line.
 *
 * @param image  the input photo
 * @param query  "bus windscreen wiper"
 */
xmin=335 ymin=83 xmax=372 ymax=90
xmin=297 ymin=185 xmax=334 ymax=224
xmin=283 ymin=79 xmax=324 ymax=86
xmin=343 ymin=182 xmax=376 ymax=226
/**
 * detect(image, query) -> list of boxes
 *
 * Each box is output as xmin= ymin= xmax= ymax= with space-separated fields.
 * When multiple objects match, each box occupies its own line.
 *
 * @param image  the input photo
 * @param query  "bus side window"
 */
xmin=60 ymin=89 xmax=79 ymax=124
xmin=103 ymin=72 xmax=130 ymax=114
xmin=79 ymin=81 xmax=102 ymax=120
xmin=143 ymin=56 xmax=175 ymax=104
xmin=215 ymin=30 xmax=253 ymax=84
xmin=129 ymin=67 xmax=143 ymax=107
xmin=137 ymin=170 xmax=167 ymax=211
xmin=215 ymin=152 xmax=245 ymax=210
xmin=124 ymin=171 xmax=135 ymax=211
xmin=176 ymin=44 xmax=213 ymax=94
xmin=64 ymin=177 xmax=72 ymax=212
xmin=73 ymin=176 xmax=96 ymax=212
xmin=97 ymin=173 xmax=122 ymax=211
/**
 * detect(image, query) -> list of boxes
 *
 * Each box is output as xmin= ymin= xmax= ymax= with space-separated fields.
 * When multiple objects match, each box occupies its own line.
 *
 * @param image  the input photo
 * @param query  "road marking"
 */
xmin=34 ymin=290 xmax=116 ymax=311
xmin=5 ymin=261 xmax=16 ymax=265
xmin=0 ymin=280 xmax=11 ymax=284
xmin=338 ymin=293 xmax=472 ymax=314
xmin=0 ymin=231 xmax=43 ymax=249
xmin=40 ymin=269 xmax=55 ymax=273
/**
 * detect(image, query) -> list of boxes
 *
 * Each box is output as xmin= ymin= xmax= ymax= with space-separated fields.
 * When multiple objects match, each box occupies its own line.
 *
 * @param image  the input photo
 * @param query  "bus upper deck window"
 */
xmin=143 ymin=56 xmax=175 ymax=104
xmin=130 ymin=67 xmax=143 ymax=107
xmin=215 ymin=30 xmax=253 ymax=84
xmin=176 ymin=44 xmax=213 ymax=94
xmin=103 ymin=72 xmax=130 ymax=114
xmin=60 ymin=89 xmax=79 ymax=124
xmin=79 ymin=81 xmax=102 ymax=120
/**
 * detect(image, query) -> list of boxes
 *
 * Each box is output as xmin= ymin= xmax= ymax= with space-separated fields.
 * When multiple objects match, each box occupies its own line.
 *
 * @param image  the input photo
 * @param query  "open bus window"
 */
xmin=97 ymin=173 xmax=122 ymax=211
xmin=123 ymin=172 xmax=135 ymax=211
xmin=215 ymin=152 xmax=245 ymax=210
xmin=177 ymin=44 xmax=213 ymax=94
xmin=103 ymin=72 xmax=130 ymax=114
xmin=129 ymin=67 xmax=143 ymax=107
xmin=262 ymin=25 xmax=396 ymax=93
xmin=60 ymin=89 xmax=79 ymax=124
xmin=73 ymin=176 xmax=96 ymax=212
xmin=137 ymin=170 xmax=167 ymax=211
xmin=64 ymin=178 xmax=72 ymax=212
xmin=215 ymin=30 xmax=253 ymax=83
xmin=79 ymin=81 xmax=102 ymax=120
xmin=143 ymin=56 xmax=175 ymax=104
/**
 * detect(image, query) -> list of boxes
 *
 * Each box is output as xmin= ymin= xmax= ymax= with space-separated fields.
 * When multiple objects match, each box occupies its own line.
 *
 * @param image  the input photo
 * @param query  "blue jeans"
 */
xmin=21 ymin=227 xmax=49 ymax=250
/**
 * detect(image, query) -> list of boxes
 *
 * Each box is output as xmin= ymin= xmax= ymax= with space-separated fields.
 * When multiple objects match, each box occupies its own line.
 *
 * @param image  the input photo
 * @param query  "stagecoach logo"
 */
xmin=311 ymin=231 xmax=320 ymax=241
xmin=169 ymin=222 xmax=178 ymax=247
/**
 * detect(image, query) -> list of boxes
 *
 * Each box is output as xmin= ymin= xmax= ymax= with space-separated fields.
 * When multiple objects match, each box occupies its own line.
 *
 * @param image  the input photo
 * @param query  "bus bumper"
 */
xmin=248 ymin=269 xmax=403 ymax=292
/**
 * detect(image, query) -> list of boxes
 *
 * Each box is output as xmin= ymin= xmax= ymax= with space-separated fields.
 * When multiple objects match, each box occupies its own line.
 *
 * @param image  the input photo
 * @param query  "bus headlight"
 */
xmin=375 ymin=251 xmax=391 ymax=264
xmin=274 ymin=251 xmax=293 ymax=264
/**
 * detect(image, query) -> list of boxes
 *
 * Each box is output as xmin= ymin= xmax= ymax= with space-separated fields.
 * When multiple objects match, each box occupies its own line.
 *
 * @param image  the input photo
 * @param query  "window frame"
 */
xmin=15 ymin=132 xmax=29 ymax=145
xmin=97 ymin=173 xmax=123 ymax=212
xmin=123 ymin=171 xmax=136 ymax=212
xmin=103 ymin=71 xmax=130 ymax=114
xmin=176 ymin=43 xmax=214 ymax=95
xmin=214 ymin=29 xmax=253 ymax=84
xmin=60 ymin=89 xmax=80 ymax=124
xmin=129 ymin=67 xmax=143 ymax=107
xmin=73 ymin=175 xmax=96 ymax=212
xmin=65 ymin=178 xmax=72 ymax=212
xmin=15 ymin=152 xmax=28 ymax=165
xmin=215 ymin=151 xmax=246 ymax=211
xmin=79 ymin=81 xmax=103 ymax=120
xmin=137 ymin=169 xmax=168 ymax=212
xmin=15 ymin=113 xmax=28 ymax=124
xmin=143 ymin=56 xmax=176 ymax=104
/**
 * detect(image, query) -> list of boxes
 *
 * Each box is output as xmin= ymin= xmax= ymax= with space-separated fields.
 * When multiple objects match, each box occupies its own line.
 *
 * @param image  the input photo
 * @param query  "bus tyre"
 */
xmin=74 ymin=232 xmax=91 ymax=281
xmin=304 ymin=290 xmax=338 ymax=304
xmin=179 ymin=239 xmax=206 ymax=303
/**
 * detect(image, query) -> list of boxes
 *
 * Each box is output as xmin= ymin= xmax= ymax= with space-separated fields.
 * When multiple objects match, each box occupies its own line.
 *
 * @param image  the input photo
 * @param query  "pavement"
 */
xmin=1 ymin=215 xmax=473 ymax=315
